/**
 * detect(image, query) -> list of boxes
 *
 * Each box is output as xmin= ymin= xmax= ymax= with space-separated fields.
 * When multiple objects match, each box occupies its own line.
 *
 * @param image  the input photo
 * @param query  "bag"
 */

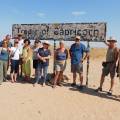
xmin=102 ymin=61 xmax=108 ymax=67
xmin=10 ymin=53 xmax=14 ymax=58
xmin=10 ymin=48 xmax=18 ymax=58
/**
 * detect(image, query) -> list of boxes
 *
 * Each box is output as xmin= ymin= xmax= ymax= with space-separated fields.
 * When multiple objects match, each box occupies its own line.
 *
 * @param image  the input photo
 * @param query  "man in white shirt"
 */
xmin=17 ymin=33 xmax=24 ymax=77
xmin=18 ymin=33 xmax=24 ymax=55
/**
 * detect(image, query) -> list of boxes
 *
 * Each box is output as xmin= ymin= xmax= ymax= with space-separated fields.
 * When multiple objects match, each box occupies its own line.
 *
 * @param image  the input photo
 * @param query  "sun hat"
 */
xmin=107 ymin=36 xmax=117 ymax=42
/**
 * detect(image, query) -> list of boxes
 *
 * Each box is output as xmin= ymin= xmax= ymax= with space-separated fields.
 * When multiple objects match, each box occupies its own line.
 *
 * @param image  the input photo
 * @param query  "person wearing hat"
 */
xmin=9 ymin=40 xmax=20 ymax=83
xmin=34 ymin=40 xmax=51 ymax=87
xmin=95 ymin=36 xmax=119 ymax=95
xmin=17 ymin=33 xmax=24 ymax=55
xmin=17 ymin=33 xmax=24 ymax=77
xmin=32 ymin=40 xmax=42 ymax=78
xmin=52 ymin=40 xmax=68 ymax=88
xmin=0 ymin=40 xmax=10 ymax=84
xmin=69 ymin=36 xmax=89 ymax=90
xmin=0 ymin=34 xmax=13 ymax=48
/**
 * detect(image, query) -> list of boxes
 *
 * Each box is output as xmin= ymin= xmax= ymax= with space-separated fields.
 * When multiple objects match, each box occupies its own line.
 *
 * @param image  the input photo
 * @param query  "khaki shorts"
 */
xmin=55 ymin=61 xmax=66 ymax=72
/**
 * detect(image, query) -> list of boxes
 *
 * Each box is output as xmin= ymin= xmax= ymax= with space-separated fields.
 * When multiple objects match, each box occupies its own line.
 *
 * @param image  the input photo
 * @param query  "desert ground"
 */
xmin=0 ymin=48 xmax=120 ymax=120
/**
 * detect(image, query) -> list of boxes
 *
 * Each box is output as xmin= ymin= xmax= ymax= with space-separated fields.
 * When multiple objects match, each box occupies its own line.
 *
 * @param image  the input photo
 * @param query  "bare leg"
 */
xmin=109 ymin=75 xmax=115 ymax=92
xmin=53 ymin=71 xmax=60 ymax=88
xmin=99 ymin=73 xmax=105 ymax=89
xmin=58 ymin=71 xmax=63 ymax=85
xmin=11 ymin=73 xmax=14 ymax=83
xmin=73 ymin=72 xmax=77 ymax=84
xmin=14 ymin=73 xmax=17 ymax=82
xmin=79 ymin=73 xmax=83 ymax=86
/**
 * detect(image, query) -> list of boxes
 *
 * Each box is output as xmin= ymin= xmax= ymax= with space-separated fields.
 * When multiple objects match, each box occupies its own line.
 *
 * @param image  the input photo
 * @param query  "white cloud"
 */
xmin=36 ymin=12 xmax=45 ymax=17
xmin=72 ymin=11 xmax=86 ymax=16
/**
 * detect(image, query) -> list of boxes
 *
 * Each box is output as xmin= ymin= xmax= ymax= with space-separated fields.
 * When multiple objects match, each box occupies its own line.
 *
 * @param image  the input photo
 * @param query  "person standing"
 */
xmin=9 ymin=40 xmax=20 ymax=83
xmin=17 ymin=33 xmax=24 ymax=77
xmin=34 ymin=41 xmax=51 ymax=87
xmin=69 ymin=36 xmax=89 ymax=90
xmin=0 ymin=34 xmax=13 ymax=48
xmin=95 ymin=37 xmax=118 ymax=95
xmin=0 ymin=40 xmax=9 ymax=85
xmin=33 ymin=40 xmax=42 ymax=78
xmin=22 ymin=39 xmax=33 ymax=82
xmin=52 ymin=40 xmax=68 ymax=88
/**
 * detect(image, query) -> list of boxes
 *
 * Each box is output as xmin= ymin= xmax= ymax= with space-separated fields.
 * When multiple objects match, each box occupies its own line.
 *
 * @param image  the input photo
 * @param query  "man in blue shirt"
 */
xmin=70 ymin=36 xmax=89 ymax=90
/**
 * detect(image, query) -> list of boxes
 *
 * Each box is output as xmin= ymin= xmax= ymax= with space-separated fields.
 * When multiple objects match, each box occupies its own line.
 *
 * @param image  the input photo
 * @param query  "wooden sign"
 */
xmin=12 ymin=23 xmax=106 ymax=42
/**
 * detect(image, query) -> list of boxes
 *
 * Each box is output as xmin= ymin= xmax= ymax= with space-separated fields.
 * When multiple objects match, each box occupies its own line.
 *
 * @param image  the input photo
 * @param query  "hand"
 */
xmin=42 ymin=57 xmax=46 ymax=62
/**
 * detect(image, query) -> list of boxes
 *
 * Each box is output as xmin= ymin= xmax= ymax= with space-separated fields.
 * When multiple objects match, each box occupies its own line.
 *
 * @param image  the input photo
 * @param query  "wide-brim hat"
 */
xmin=17 ymin=33 xmax=23 ymax=36
xmin=107 ymin=36 xmax=117 ymax=42
xmin=43 ymin=40 xmax=50 ymax=45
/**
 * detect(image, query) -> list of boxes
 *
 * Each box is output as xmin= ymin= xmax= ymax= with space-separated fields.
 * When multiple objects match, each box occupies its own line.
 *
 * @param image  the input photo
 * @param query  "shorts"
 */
xmin=71 ymin=63 xmax=83 ymax=74
xmin=10 ymin=60 xmax=19 ymax=73
xmin=33 ymin=59 xmax=39 ymax=69
xmin=102 ymin=63 xmax=116 ymax=78
xmin=55 ymin=61 xmax=66 ymax=72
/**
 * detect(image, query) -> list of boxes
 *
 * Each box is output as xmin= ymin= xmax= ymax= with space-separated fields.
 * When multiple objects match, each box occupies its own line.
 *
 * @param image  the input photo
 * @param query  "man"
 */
xmin=0 ymin=34 xmax=13 ymax=47
xmin=95 ymin=36 xmax=119 ymax=95
xmin=17 ymin=33 xmax=24 ymax=55
xmin=69 ymin=36 xmax=89 ymax=90
xmin=17 ymin=33 xmax=24 ymax=77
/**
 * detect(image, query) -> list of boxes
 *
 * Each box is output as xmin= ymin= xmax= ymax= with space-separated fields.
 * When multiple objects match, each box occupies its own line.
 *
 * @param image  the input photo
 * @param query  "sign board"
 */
xmin=12 ymin=23 xmax=106 ymax=42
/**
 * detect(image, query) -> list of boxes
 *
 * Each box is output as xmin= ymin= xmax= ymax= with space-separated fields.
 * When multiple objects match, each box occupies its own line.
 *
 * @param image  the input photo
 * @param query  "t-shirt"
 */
xmin=10 ymin=47 xmax=20 ymax=60
xmin=0 ymin=41 xmax=13 ymax=48
xmin=33 ymin=47 xmax=39 ymax=60
xmin=70 ymin=43 xmax=89 ymax=64
xmin=18 ymin=39 xmax=24 ymax=55
xmin=0 ymin=47 xmax=9 ymax=61
xmin=38 ymin=47 xmax=51 ymax=66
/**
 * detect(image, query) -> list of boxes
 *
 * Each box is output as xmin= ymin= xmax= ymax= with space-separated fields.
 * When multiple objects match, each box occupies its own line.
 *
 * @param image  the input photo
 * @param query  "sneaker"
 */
xmin=107 ymin=90 xmax=112 ymax=96
xmin=42 ymin=83 xmax=46 ymax=87
xmin=95 ymin=87 xmax=102 ymax=92
xmin=71 ymin=83 xmax=76 ymax=87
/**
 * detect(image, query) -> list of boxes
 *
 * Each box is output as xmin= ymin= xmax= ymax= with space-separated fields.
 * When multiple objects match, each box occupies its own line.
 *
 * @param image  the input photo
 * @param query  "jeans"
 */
xmin=35 ymin=64 xmax=48 ymax=84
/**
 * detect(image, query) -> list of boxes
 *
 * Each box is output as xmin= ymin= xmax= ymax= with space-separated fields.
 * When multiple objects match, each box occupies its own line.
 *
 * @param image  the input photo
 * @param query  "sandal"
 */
xmin=95 ymin=87 xmax=102 ymax=92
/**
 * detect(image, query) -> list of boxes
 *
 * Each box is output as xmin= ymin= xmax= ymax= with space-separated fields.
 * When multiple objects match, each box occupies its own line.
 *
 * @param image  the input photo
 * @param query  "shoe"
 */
xmin=52 ymin=85 xmax=56 ymax=89
xmin=78 ymin=85 xmax=84 ymax=90
xmin=57 ymin=83 xmax=63 ymax=87
xmin=42 ymin=83 xmax=46 ymax=87
xmin=71 ymin=83 xmax=76 ymax=87
xmin=107 ymin=90 xmax=112 ymax=96
xmin=95 ymin=87 xmax=102 ymax=92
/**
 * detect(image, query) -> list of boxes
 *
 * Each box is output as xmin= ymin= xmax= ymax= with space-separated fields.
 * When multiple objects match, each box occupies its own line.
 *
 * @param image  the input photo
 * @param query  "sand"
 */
xmin=0 ymin=49 xmax=120 ymax=120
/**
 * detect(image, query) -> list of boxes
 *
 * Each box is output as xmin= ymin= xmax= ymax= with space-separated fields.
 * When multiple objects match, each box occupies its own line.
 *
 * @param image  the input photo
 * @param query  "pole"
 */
xmin=86 ymin=41 xmax=90 ymax=86
xmin=53 ymin=39 xmax=57 ymax=73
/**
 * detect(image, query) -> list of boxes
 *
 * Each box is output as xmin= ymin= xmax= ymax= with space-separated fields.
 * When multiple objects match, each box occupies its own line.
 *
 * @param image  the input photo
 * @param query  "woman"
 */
xmin=0 ymin=40 xmax=9 ymax=85
xmin=22 ymin=39 xmax=32 ymax=82
xmin=33 ymin=40 xmax=42 ymax=78
xmin=52 ymin=40 xmax=68 ymax=88
xmin=9 ymin=40 xmax=20 ymax=83
xmin=34 ymin=40 xmax=51 ymax=87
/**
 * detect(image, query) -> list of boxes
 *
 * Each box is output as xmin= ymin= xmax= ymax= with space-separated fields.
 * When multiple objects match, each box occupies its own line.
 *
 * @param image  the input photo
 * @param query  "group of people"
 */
xmin=0 ymin=34 xmax=119 ymax=95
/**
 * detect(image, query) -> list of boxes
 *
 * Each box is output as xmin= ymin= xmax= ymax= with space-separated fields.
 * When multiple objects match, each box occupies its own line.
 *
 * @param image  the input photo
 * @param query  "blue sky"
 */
xmin=0 ymin=0 xmax=120 ymax=46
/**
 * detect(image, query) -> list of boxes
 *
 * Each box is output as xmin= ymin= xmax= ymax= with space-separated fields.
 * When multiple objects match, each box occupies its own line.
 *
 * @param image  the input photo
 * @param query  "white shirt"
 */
xmin=11 ymin=47 xmax=20 ymax=60
xmin=18 ymin=39 xmax=24 ymax=55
